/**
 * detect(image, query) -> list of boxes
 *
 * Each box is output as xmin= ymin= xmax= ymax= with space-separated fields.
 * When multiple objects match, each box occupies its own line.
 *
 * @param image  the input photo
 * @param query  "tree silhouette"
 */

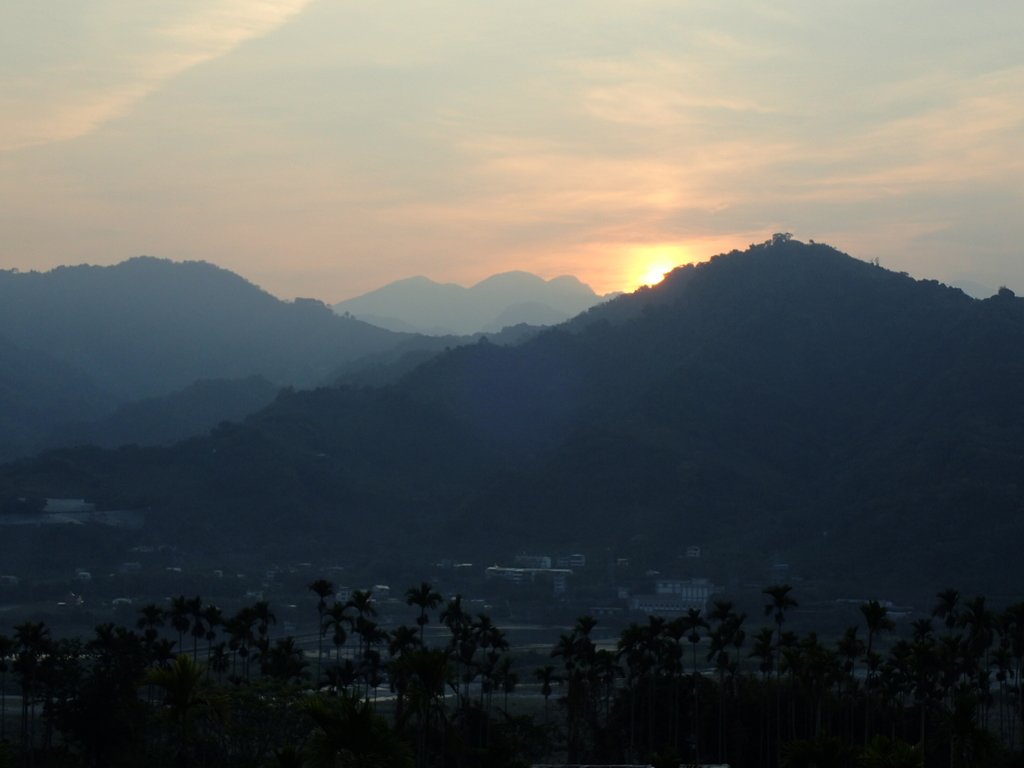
xmin=308 ymin=579 xmax=335 ymax=688
xmin=143 ymin=653 xmax=228 ymax=768
xmin=0 ymin=634 xmax=12 ymax=743
xmin=860 ymin=600 xmax=895 ymax=744
xmin=13 ymin=620 xmax=51 ymax=751
xmin=933 ymin=588 xmax=962 ymax=637
xmin=405 ymin=582 xmax=442 ymax=644
xmin=299 ymin=693 xmax=413 ymax=768
xmin=765 ymin=585 xmax=798 ymax=763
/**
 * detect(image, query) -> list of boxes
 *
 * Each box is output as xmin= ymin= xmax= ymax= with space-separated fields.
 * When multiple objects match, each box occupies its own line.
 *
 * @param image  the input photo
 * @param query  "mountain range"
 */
xmin=0 ymin=258 xmax=560 ymax=461
xmin=333 ymin=271 xmax=614 ymax=335
xmin=2 ymin=237 xmax=1022 ymax=602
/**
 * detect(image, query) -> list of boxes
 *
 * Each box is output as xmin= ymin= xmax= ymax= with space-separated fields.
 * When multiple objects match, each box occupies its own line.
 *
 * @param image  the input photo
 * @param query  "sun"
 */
xmin=639 ymin=264 xmax=673 ymax=286
xmin=630 ymin=244 xmax=689 ymax=289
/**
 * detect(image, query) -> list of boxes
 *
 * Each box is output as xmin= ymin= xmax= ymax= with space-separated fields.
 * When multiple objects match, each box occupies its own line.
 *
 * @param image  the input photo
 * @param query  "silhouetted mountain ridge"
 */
xmin=0 ymin=257 xmax=407 ymax=399
xmin=333 ymin=270 xmax=610 ymax=335
xmin=3 ymin=239 xmax=1022 ymax=599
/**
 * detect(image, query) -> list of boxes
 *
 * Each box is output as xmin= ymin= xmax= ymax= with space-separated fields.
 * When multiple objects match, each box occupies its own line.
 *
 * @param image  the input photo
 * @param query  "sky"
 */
xmin=1 ymin=0 xmax=1022 ymax=302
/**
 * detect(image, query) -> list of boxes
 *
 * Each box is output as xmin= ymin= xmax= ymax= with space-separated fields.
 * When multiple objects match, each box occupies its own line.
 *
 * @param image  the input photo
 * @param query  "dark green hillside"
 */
xmin=0 ymin=258 xmax=407 ymax=398
xmin=46 ymin=375 xmax=280 ymax=449
xmin=2 ymin=238 xmax=1022 ymax=598
xmin=0 ymin=335 xmax=117 ymax=461
xmin=425 ymin=239 xmax=1024 ymax=595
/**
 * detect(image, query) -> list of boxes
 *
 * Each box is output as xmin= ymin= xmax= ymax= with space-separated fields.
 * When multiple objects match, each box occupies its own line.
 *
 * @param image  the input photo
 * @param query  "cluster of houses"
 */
xmin=629 ymin=577 xmax=716 ymax=616
xmin=483 ymin=553 xmax=588 ymax=596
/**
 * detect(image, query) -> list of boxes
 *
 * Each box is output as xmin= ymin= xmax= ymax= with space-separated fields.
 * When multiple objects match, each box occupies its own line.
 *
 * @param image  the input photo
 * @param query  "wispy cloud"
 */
xmin=0 ymin=0 xmax=314 ymax=151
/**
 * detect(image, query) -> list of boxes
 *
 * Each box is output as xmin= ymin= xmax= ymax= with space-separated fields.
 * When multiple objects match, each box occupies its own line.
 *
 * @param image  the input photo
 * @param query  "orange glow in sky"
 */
xmin=629 ymin=244 xmax=690 ymax=290
xmin=1 ymin=1 xmax=1022 ymax=299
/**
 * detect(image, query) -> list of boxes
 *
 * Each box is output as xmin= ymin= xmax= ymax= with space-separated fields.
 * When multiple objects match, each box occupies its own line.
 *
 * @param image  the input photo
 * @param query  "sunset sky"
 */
xmin=2 ymin=0 xmax=1022 ymax=301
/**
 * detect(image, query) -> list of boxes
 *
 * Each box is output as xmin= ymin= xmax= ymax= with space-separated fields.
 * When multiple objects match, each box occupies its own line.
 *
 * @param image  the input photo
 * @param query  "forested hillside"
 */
xmin=2 ymin=238 xmax=1022 ymax=599
xmin=0 ymin=257 xmax=406 ymax=399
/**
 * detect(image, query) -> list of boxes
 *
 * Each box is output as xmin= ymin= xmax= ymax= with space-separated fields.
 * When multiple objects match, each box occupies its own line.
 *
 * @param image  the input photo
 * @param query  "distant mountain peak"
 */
xmin=334 ymin=270 xmax=610 ymax=335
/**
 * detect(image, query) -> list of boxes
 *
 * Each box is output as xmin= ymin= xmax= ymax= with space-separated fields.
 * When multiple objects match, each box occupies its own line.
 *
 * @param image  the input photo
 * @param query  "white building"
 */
xmin=514 ymin=554 xmax=552 ymax=569
xmin=631 ymin=578 xmax=713 ymax=616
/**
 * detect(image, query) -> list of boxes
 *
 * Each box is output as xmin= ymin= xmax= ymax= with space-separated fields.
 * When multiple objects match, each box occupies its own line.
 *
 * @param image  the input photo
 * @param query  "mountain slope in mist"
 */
xmin=3 ymin=239 xmax=1022 ymax=599
xmin=333 ymin=271 xmax=610 ymax=335
xmin=0 ymin=257 xmax=407 ymax=399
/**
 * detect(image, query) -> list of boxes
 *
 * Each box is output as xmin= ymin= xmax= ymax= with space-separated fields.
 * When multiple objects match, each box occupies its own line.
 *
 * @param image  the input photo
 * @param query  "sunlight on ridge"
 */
xmin=629 ymin=244 xmax=689 ymax=290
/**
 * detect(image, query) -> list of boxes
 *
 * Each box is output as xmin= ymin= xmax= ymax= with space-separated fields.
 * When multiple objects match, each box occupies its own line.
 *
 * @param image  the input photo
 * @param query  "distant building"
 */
xmin=514 ymin=554 xmax=552 ymax=569
xmin=552 ymin=574 xmax=568 ymax=595
xmin=335 ymin=587 xmax=353 ymax=603
xmin=44 ymin=498 xmax=95 ymax=513
xmin=556 ymin=554 xmax=586 ymax=568
xmin=485 ymin=566 xmax=574 ymax=586
xmin=631 ymin=578 xmax=714 ymax=616
xmin=686 ymin=546 xmax=701 ymax=558
xmin=119 ymin=562 xmax=142 ymax=573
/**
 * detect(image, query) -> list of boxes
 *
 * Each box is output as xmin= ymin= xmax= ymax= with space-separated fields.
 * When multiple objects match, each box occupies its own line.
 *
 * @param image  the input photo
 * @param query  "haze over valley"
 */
xmin=2 ymin=238 xmax=1022 ymax=606
xmin=2 ymin=1 xmax=1023 ymax=763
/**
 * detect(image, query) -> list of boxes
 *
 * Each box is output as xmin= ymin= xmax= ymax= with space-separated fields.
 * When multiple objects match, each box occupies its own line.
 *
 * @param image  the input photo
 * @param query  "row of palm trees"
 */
xmin=538 ymin=585 xmax=1024 ymax=767
xmin=2 ymin=581 xmax=1023 ymax=766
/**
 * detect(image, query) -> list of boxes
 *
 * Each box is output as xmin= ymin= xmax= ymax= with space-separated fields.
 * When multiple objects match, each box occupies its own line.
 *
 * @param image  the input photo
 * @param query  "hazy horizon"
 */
xmin=2 ymin=1 xmax=1022 ymax=302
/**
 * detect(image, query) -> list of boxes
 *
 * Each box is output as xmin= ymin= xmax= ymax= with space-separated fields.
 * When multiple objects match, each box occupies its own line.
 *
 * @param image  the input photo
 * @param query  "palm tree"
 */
xmin=309 ymin=579 xmax=335 ymax=688
xmin=534 ymin=665 xmax=557 ymax=726
xmin=780 ymin=729 xmax=855 ymax=768
xmin=617 ymin=622 xmax=647 ymax=762
xmin=390 ymin=646 xmax=453 ymax=765
xmin=388 ymin=625 xmax=422 ymax=724
xmin=13 ymin=620 xmax=51 ymax=751
xmin=764 ymin=585 xmax=798 ymax=761
xmin=861 ymin=734 xmax=921 ymax=768
xmin=860 ymin=599 xmax=895 ymax=744
xmin=169 ymin=596 xmax=192 ymax=651
xmin=495 ymin=655 xmax=518 ymax=712
xmin=680 ymin=607 xmax=709 ymax=762
xmin=934 ymin=691 xmax=995 ymax=768
xmin=208 ymin=642 xmax=230 ymax=682
xmin=152 ymin=638 xmax=178 ymax=669
xmin=958 ymin=595 xmax=995 ymax=719
xmin=253 ymin=600 xmax=277 ymax=639
xmin=933 ymin=588 xmax=962 ymax=636
xmin=144 ymin=654 xmax=228 ymax=768
xmin=750 ymin=626 xmax=776 ymax=765
xmin=405 ymin=582 xmax=443 ymax=644
xmin=0 ymin=634 xmax=12 ymax=743
xmin=440 ymin=595 xmax=469 ymax=635
xmin=227 ymin=606 xmax=258 ymax=680
xmin=186 ymin=596 xmax=205 ymax=658
xmin=262 ymin=637 xmax=309 ymax=683
xmin=324 ymin=601 xmax=352 ymax=666
xmin=300 ymin=693 xmax=413 ymax=768
xmin=908 ymin=636 xmax=938 ymax=758
xmin=999 ymin=602 xmax=1024 ymax=747
xmin=708 ymin=600 xmax=745 ymax=762
xmin=136 ymin=603 xmax=166 ymax=648
xmin=200 ymin=605 xmax=223 ymax=663
xmin=355 ymin=621 xmax=387 ymax=700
